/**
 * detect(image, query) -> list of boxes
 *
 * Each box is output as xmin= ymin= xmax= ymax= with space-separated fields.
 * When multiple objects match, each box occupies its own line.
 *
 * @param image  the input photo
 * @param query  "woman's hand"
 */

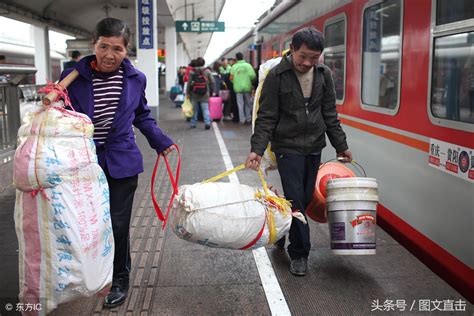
xmin=161 ymin=145 xmax=175 ymax=156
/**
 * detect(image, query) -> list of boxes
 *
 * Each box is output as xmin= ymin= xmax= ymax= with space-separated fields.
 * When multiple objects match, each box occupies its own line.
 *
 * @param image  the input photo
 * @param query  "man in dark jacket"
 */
xmin=63 ymin=50 xmax=82 ymax=70
xmin=245 ymin=27 xmax=352 ymax=276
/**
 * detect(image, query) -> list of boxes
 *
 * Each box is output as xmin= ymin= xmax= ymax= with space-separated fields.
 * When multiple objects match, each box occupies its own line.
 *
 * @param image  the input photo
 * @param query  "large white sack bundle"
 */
xmin=13 ymin=102 xmax=114 ymax=314
xmin=252 ymin=57 xmax=282 ymax=172
xmin=13 ymin=103 xmax=96 ymax=191
xmin=170 ymin=182 xmax=292 ymax=249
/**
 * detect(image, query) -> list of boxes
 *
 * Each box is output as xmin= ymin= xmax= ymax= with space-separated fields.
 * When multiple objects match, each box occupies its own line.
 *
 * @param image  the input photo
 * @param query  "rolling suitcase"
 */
xmin=209 ymin=96 xmax=223 ymax=121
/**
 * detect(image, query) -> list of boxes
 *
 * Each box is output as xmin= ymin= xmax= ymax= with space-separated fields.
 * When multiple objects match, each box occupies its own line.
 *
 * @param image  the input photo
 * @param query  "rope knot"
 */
xmin=38 ymin=81 xmax=71 ymax=107
xmin=30 ymin=187 xmax=50 ymax=200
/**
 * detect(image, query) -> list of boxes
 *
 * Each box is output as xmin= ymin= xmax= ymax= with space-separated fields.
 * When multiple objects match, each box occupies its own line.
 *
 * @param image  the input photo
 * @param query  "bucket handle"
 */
xmin=319 ymin=158 xmax=367 ymax=177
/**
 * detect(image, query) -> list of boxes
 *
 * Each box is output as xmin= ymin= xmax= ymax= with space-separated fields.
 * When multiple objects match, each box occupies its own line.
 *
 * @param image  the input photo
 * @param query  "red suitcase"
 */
xmin=209 ymin=96 xmax=223 ymax=121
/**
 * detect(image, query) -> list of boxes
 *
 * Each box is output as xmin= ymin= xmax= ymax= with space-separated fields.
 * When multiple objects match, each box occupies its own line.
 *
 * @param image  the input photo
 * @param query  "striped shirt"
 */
xmin=92 ymin=67 xmax=124 ymax=144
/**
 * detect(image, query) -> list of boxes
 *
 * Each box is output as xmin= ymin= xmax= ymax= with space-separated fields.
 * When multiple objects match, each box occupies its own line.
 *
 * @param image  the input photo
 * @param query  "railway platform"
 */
xmin=0 ymin=97 xmax=472 ymax=315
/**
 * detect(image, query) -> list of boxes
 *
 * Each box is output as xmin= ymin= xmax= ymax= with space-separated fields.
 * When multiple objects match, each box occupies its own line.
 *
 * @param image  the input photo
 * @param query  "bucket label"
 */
xmin=351 ymin=214 xmax=376 ymax=227
xmin=329 ymin=209 xmax=376 ymax=251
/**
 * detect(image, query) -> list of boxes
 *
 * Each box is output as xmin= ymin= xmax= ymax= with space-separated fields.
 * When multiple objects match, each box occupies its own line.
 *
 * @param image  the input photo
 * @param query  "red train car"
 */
xmin=226 ymin=0 xmax=473 ymax=301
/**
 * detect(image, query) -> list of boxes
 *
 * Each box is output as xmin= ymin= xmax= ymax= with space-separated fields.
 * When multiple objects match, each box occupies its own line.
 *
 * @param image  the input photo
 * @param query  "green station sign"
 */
xmin=175 ymin=20 xmax=225 ymax=32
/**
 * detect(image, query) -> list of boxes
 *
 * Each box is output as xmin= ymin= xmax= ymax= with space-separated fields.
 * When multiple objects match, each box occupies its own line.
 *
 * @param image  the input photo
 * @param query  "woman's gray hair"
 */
xmin=93 ymin=17 xmax=131 ymax=47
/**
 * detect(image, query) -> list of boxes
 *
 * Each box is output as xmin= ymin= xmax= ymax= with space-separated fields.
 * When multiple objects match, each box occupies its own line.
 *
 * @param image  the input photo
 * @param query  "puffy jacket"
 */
xmin=230 ymin=60 xmax=256 ymax=93
xmin=251 ymin=55 xmax=348 ymax=156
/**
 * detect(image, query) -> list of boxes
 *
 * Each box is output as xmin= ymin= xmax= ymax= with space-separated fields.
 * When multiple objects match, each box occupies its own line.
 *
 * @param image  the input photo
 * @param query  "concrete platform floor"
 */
xmin=0 ymin=97 xmax=472 ymax=315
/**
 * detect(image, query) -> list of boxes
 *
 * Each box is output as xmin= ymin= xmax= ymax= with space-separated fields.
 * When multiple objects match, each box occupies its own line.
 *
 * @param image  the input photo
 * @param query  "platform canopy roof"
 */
xmin=0 ymin=0 xmax=226 ymax=59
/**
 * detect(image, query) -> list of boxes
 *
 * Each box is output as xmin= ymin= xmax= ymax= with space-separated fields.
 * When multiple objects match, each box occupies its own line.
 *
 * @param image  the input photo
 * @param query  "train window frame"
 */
xmin=359 ymin=0 xmax=404 ymax=116
xmin=426 ymin=0 xmax=474 ymax=132
xmin=324 ymin=13 xmax=347 ymax=105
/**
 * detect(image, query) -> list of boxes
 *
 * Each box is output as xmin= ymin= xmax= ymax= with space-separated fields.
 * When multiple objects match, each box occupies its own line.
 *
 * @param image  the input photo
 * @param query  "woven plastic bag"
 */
xmin=170 ymin=165 xmax=305 ymax=250
xmin=13 ymin=102 xmax=114 ymax=314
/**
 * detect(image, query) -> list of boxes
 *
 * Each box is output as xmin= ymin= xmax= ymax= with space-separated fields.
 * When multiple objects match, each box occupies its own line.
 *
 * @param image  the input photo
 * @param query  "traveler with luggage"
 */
xmin=186 ymin=57 xmax=214 ymax=129
xmin=245 ymin=27 xmax=352 ymax=276
xmin=60 ymin=17 xmax=175 ymax=307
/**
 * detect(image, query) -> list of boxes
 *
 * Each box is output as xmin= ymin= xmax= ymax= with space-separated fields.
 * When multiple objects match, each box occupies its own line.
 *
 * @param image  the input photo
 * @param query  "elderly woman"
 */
xmin=61 ymin=17 xmax=174 ymax=308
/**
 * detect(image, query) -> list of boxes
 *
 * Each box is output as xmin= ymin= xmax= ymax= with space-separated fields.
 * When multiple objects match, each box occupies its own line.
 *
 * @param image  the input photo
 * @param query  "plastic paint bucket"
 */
xmin=306 ymin=162 xmax=356 ymax=223
xmin=326 ymin=177 xmax=378 ymax=255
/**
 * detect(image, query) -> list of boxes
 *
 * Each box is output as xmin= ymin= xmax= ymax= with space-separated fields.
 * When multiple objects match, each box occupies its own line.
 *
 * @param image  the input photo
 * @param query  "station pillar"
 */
xmin=176 ymin=43 xmax=183 ymax=67
xmin=177 ymin=42 xmax=188 ymax=68
xmin=165 ymin=26 xmax=177 ymax=92
xmin=32 ymin=25 xmax=51 ymax=85
xmin=136 ymin=0 xmax=159 ymax=118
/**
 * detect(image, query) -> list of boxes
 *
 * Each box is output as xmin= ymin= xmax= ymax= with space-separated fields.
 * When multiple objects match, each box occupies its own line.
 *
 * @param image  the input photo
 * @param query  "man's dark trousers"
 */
xmin=276 ymin=152 xmax=321 ymax=260
xmin=106 ymin=172 xmax=139 ymax=280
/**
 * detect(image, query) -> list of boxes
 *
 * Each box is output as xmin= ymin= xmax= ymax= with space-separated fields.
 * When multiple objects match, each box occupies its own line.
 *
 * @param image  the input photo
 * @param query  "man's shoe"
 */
xmin=103 ymin=278 xmax=129 ymax=308
xmin=275 ymin=237 xmax=285 ymax=249
xmin=289 ymin=258 xmax=308 ymax=276
xmin=205 ymin=124 xmax=211 ymax=130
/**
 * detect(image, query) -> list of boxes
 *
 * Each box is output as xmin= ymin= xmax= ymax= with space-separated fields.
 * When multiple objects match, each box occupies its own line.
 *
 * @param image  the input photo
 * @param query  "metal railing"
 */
xmin=0 ymin=65 xmax=37 ymax=163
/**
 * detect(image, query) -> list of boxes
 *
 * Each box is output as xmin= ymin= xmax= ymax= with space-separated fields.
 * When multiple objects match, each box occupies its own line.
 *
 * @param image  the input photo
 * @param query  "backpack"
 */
xmin=191 ymin=70 xmax=208 ymax=95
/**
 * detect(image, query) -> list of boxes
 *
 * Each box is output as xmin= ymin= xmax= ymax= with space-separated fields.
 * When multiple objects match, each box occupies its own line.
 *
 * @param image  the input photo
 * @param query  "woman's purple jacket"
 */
xmin=61 ymin=55 xmax=174 ymax=179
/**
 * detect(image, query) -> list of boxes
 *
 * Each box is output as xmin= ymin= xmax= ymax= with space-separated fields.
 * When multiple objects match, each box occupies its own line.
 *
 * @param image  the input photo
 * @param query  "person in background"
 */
xmin=60 ymin=17 xmax=174 ymax=308
xmin=219 ymin=57 xmax=231 ymax=77
xmin=211 ymin=61 xmax=222 ymax=97
xmin=219 ymin=58 xmax=233 ymax=121
xmin=379 ymin=63 xmax=396 ymax=108
xmin=177 ymin=66 xmax=186 ymax=91
xmin=186 ymin=57 xmax=214 ymax=130
xmin=245 ymin=27 xmax=352 ymax=276
xmin=227 ymin=57 xmax=240 ymax=122
xmin=63 ymin=50 xmax=82 ymax=69
xmin=183 ymin=59 xmax=196 ymax=85
xmin=230 ymin=52 xmax=256 ymax=124
xmin=228 ymin=58 xmax=237 ymax=66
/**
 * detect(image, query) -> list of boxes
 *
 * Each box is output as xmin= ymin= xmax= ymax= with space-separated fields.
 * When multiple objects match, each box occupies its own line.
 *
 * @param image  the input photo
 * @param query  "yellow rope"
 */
xmin=201 ymin=164 xmax=246 ymax=184
xmin=257 ymin=169 xmax=269 ymax=195
xmin=201 ymin=163 xmax=292 ymax=246
xmin=267 ymin=210 xmax=276 ymax=244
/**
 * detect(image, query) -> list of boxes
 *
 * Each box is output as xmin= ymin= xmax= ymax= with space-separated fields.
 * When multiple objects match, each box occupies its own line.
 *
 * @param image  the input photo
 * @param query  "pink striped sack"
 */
xmin=13 ymin=102 xmax=114 ymax=314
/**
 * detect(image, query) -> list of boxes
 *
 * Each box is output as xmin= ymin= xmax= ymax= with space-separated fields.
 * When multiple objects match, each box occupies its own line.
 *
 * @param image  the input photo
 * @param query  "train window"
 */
xmin=430 ymin=33 xmax=474 ymax=125
xmin=324 ymin=16 xmax=346 ymax=103
xmin=436 ymin=0 xmax=474 ymax=25
xmin=283 ymin=39 xmax=292 ymax=51
xmin=361 ymin=0 xmax=402 ymax=113
xmin=429 ymin=1 xmax=474 ymax=130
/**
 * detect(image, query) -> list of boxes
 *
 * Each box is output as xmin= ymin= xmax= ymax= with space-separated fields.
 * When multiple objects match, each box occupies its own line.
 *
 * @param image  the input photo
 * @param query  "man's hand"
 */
xmin=161 ymin=145 xmax=175 ymax=156
xmin=336 ymin=149 xmax=353 ymax=163
xmin=245 ymin=152 xmax=262 ymax=170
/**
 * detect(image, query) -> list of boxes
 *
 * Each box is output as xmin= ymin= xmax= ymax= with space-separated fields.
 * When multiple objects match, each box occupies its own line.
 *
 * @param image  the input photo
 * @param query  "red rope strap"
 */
xmin=38 ymin=81 xmax=74 ymax=109
xmin=151 ymin=144 xmax=181 ymax=229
